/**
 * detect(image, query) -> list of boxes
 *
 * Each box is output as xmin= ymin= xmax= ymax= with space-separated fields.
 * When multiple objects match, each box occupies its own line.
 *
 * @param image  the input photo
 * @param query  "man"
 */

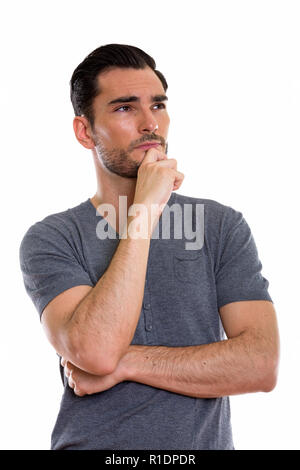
xmin=19 ymin=44 xmax=279 ymax=450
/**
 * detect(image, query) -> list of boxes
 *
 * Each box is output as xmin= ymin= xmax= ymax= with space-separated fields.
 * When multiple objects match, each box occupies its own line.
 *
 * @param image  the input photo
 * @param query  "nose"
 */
xmin=137 ymin=109 xmax=158 ymax=134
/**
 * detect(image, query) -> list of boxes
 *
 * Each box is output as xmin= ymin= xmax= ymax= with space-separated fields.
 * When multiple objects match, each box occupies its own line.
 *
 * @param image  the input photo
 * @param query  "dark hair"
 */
xmin=70 ymin=43 xmax=168 ymax=129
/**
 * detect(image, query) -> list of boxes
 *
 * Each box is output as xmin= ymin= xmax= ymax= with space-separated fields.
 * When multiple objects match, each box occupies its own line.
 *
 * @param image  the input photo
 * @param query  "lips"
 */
xmin=135 ymin=142 xmax=161 ymax=150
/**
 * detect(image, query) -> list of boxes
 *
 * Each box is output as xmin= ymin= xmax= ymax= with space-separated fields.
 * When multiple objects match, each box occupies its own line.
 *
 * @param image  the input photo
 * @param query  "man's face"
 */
xmin=89 ymin=66 xmax=170 ymax=178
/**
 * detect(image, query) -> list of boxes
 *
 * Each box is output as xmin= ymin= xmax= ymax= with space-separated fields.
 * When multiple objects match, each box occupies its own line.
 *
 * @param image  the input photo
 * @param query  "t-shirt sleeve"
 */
xmin=19 ymin=220 xmax=94 ymax=319
xmin=215 ymin=207 xmax=273 ymax=309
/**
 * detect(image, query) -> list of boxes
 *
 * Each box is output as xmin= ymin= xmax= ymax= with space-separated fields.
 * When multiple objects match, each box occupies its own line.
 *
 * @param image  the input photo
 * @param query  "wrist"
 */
xmin=128 ymin=201 xmax=163 ymax=238
xmin=117 ymin=346 xmax=138 ymax=381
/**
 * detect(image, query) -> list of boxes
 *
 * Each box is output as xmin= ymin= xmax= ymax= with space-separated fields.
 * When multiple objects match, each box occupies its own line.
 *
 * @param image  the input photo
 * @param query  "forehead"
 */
xmin=96 ymin=67 xmax=165 ymax=100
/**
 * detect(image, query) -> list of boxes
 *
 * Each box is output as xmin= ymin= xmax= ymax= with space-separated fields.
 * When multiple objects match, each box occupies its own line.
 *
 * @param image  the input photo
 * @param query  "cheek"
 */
xmin=95 ymin=126 xmax=111 ymax=142
xmin=108 ymin=114 xmax=134 ymax=133
xmin=95 ymin=123 xmax=123 ymax=141
xmin=160 ymin=113 xmax=170 ymax=129
xmin=110 ymin=120 xmax=136 ymax=146
xmin=160 ymin=116 xmax=170 ymax=137
xmin=116 ymin=119 xmax=135 ymax=133
xmin=96 ymin=121 xmax=135 ymax=149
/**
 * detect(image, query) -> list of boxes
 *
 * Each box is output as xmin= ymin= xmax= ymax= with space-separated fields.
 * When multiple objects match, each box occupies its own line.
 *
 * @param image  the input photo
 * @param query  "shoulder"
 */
xmin=171 ymin=192 xmax=250 ymax=257
xmin=19 ymin=199 xmax=90 ymax=260
xmin=173 ymin=192 xmax=244 ymax=229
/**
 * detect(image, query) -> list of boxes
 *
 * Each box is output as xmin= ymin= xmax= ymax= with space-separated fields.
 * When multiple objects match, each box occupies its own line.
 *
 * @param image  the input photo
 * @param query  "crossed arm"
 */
xmin=62 ymin=299 xmax=280 ymax=398
xmin=41 ymin=228 xmax=279 ymax=399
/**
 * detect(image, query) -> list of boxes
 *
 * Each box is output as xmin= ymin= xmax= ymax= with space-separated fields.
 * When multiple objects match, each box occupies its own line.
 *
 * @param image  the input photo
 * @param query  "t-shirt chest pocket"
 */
xmin=173 ymin=251 xmax=202 ymax=285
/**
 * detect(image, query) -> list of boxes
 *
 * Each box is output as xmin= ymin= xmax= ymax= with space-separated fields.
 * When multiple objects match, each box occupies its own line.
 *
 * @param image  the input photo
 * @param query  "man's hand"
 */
xmin=133 ymin=147 xmax=184 ymax=231
xmin=61 ymin=356 xmax=126 ymax=397
xmin=61 ymin=298 xmax=279 ymax=399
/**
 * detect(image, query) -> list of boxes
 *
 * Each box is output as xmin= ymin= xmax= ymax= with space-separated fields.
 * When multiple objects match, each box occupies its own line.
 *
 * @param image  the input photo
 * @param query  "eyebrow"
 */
xmin=107 ymin=94 xmax=168 ymax=106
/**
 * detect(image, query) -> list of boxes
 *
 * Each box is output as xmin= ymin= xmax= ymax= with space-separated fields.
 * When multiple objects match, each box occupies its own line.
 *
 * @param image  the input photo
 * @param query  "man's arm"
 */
xmin=122 ymin=301 xmax=279 ymax=397
xmin=64 ymin=300 xmax=279 ymax=397
xmin=44 ymin=232 xmax=151 ymax=375
xmin=42 ymin=150 xmax=184 ymax=375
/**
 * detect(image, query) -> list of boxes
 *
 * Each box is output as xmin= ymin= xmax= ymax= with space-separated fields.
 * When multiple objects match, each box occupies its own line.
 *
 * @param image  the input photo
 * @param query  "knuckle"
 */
xmin=75 ymin=387 xmax=84 ymax=397
xmin=68 ymin=370 xmax=75 ymax=387
xmin=68 ymin=377 xmax=74 ymax=388
xmin=78 ymin=385 xmax=87 ymax=396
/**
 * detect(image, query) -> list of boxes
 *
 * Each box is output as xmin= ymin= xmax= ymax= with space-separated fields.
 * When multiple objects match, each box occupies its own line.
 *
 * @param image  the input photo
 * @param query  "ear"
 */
xmin=73 ymin=116 xmax=96 ymax=149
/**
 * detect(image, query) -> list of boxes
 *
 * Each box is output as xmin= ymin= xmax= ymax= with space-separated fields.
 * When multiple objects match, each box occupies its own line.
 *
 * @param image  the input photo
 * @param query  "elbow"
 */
xmin=65 ymin=329 xmax=119 ymax=376
xmin=258 ymin=355 xmax=280 ymax=393
xmin=260 ymin=372 xmax=278 ymax=393
xmin=72 ymin=347 xmax=118 ymax=376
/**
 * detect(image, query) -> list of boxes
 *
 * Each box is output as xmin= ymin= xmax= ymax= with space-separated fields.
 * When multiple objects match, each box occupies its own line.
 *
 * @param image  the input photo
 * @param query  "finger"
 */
xmin=154 ymin=151 xmax=168 ymax=161
xmin=173 ymin=171 xmax=185 ymax=190
xmin=141 ymin=147 xmax=167 ymax=165
xmin=68 ymin=370 xmax=85 ymax=397
xmin=61 ymin=356 xmax=66 ymax=367
xmin=74 ymin=386 xmax=85 ymax=397
xmin=154 ymin=158 xmax=177 ymax=170
xmin=68 ymin=370 xmax=75 ymax=389
xmin=64 ymin=361 xmax=72 ymax=378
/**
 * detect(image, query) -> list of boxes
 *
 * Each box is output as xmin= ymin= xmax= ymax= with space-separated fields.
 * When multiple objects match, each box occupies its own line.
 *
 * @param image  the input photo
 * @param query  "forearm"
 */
xmin=121 ymin=333 xmax=277 ymax=398
xmin=66 ymin=214 xmax=151 ymax=374
xmin=64 ymin=330 xmax=277 ymax=397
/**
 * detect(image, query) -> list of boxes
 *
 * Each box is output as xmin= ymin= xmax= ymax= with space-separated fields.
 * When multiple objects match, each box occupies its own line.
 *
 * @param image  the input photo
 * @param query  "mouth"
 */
xmin=134 ymin=142 xmax=161 ymax=150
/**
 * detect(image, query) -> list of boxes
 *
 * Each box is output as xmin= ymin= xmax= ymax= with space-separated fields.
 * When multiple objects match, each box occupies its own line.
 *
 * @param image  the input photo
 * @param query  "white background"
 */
xmin=0 ymin=0 xmax=299 ymax=450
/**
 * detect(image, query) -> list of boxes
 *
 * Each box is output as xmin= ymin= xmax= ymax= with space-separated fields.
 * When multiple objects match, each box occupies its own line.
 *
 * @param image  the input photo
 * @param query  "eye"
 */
xmin=153 ymin=103 xmax=166 ymax=110
xmin=115 ymin=105 xmax=131 ymax=112
xmin=114 ymin=103 xmax=166 ymax=112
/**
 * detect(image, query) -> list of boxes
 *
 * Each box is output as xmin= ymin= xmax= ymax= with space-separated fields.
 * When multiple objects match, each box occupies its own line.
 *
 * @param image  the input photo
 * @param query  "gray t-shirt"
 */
xmin=19 ymin=192 xmax=273 ymax=450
